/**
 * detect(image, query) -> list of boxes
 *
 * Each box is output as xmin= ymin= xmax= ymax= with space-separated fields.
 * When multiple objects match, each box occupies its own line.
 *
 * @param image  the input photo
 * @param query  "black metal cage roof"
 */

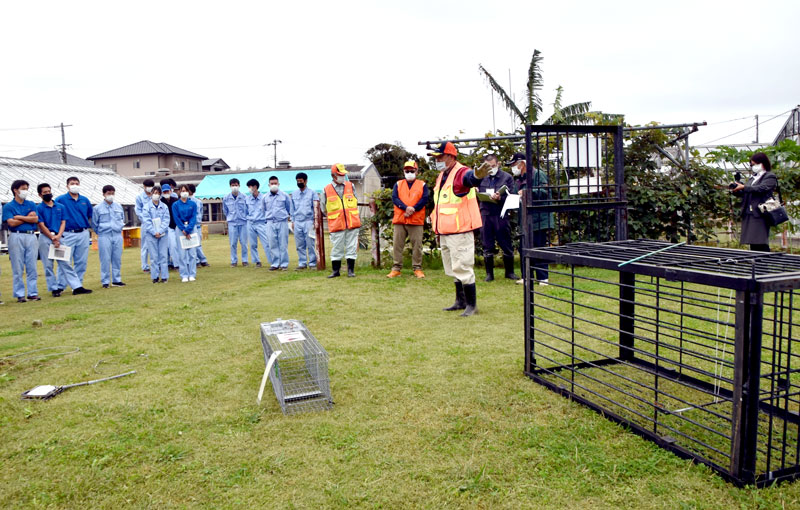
xmin=526 ymin=240 xmax=800 ymax=292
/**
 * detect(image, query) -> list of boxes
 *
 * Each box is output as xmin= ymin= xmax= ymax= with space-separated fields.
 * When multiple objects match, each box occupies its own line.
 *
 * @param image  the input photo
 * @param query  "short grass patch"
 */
xmin=0 ymin=235 xmax=799 ymax=508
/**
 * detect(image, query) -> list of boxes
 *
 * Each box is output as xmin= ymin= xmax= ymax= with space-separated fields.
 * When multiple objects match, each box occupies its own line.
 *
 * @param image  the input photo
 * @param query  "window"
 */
xmin=189 ymin=161 xmax=198 ymax=171
xmin=146 ymin=171 xmax=155 ymax=176
xmin=180 ymin=161 xmax=185 ymax=170
xmin=134 ymin=160 xmax=141 ymax=169
xmin=101 ymin=163 xmax=117 ymax=172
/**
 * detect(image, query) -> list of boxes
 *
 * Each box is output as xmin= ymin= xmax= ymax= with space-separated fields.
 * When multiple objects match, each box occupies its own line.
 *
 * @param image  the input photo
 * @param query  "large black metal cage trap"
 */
xmin=524 ymin=240 xmax=800 ymax=486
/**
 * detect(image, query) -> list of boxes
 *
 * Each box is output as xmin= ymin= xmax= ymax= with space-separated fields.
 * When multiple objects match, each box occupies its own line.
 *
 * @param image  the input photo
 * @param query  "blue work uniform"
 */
xmin=92 ymin=200 xmax=125 ymax=286
xmin=246 ymin=192 xmax=269 ymax=265
xmin=54 ymin=192 xmax=93 ymax=290
xmin=172 ymin=199 xmax=198 ymax=279
xmin=264 ymin=189 xmax=294 ymax=269
xmin=37 ymin=201 xmax=71 ymax=292
xmin=135 ymin=191 xmax=151 ymax=270
xmin=2 ymin=199 xmax=39 ymax=298
xmin=291 ymin=188 xmax=319 ymax=268
xmin=191 ymin=196 xmax=208 ymax=265
xmin=141 ymin=199 xmax=171 ymax=281
xmin=223 ymin=191 xmax=249 ymax=265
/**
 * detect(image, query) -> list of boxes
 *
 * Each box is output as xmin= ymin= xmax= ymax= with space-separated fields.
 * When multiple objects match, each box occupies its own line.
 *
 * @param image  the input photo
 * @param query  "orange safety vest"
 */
xmin=430 ymin=162 xmax=482 ymax=234
xmin=324 ymin=181 xmax=361 ymax=232
xmin=392 ymin=179 xmax=426 ymax=225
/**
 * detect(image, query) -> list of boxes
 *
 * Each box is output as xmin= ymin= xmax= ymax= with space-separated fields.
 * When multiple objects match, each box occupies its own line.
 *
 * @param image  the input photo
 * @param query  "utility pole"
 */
xmin=754 ymin=114 xmax=759 ymax=143
xmin=264 ymin=139 xmax=282 ymax=168
xmin=58 ymin=122 xmax=73 ymax=164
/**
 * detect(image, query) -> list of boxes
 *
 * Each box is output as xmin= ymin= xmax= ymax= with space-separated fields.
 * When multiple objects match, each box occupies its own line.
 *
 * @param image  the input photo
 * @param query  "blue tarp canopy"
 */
xmin=194 ymin=168 xmax=334 ymax=199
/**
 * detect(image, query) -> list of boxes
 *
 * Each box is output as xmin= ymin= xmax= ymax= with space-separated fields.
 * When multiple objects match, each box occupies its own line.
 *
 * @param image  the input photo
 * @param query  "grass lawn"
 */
xmin=1 ymin=235 xmax=799 ymax=509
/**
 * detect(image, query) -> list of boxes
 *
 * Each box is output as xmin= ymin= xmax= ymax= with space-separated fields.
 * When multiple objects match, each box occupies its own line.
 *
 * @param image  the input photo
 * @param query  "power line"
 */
xmin=0 ymin=124 xmax=64 ymax=132
xmin=699 ymin=110 xmax=792 ymax=145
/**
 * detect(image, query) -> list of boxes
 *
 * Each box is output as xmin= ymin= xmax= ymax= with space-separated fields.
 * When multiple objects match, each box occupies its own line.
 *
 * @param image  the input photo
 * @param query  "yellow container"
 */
xmin=129 ymin=227 xmax=141 ymax=239
xmin=202 ymin=224 xmax=209 ymax=240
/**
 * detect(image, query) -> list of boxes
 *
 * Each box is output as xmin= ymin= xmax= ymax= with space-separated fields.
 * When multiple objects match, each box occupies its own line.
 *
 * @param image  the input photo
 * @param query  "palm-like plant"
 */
xmin=479 ymin=50 xmax=593 ymax=127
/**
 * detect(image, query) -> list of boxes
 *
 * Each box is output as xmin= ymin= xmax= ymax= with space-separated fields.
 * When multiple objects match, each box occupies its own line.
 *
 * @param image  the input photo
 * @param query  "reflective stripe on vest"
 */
xmin=392 ymin=179 xmax=426 ymax=225
xmin=430 ymin=162 xmax=482 ymax=234
xmin=325 ymin=181 xmax=361 ymax=232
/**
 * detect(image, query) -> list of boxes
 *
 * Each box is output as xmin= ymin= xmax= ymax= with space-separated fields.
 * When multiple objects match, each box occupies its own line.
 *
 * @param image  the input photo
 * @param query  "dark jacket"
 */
xmin=477 ymin=170 xmax=514 ymax=216
xmin=733 ymin=171 xmax=777 ymax=245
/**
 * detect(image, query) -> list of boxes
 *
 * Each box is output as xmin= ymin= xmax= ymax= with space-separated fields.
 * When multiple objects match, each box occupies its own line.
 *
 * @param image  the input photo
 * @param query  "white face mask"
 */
xmin=511 ymin=165 xmax=521 ymax=177
xmin=231 ymin=186 xmax=240 ymax=194
xmin=180 ymin=191 xmax=189 ymax=199
xmin=751 ymin=163 xmax=764 ymax=173
xmin=434 ymin=161 xmax=446 ymax=171
xmin=404 ymin=172 xmax=416 ymax=181
xmin=152 ymin=194 xmax=161 ymax=202
xmin=249 ymin=187 xmax=258 ymax=195
xmin=335 ymin=176 xmax=345 ymax=184
xmin=69 ymin=184 xmax=80 ymax=194
xmin=269 ymin=184 xmax=279 ymax=193
xmin=17 ymin=189 xmax=28 ymax=200
xmin=488 ymin=167 xmax=498 ymax=176
xmin=104 ymin=195 xmax=115 ymax=203
xmin=145 ymin=186 xmax=153 ymax=193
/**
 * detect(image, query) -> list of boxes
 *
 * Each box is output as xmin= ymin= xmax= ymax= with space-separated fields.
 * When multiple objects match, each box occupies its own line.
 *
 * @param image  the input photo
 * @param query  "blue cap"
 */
xmin=161 ymin=184 xmax=171 ymax=192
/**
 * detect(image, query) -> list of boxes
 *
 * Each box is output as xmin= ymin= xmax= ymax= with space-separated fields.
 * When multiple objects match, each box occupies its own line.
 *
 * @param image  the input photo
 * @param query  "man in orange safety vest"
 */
xmin=321 ymin=163 xmax=361 ymax=278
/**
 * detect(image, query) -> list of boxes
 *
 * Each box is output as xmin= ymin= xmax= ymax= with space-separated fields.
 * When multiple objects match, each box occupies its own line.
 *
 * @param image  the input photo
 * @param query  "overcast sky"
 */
xmin=1 ymin=0 xmax=798 ymax=170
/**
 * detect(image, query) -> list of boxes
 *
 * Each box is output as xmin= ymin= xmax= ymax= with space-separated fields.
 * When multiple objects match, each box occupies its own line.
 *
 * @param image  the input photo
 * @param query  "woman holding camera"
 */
xmin=730 ymin=152 xmax=777 ymax=252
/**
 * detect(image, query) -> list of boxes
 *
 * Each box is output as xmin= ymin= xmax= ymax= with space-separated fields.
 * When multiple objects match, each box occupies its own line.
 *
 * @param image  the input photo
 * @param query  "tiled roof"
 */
xmin=87 ymin=140 xmax=206 ymax=160
xmin=22 ymin=150 xmax=94 ymax=167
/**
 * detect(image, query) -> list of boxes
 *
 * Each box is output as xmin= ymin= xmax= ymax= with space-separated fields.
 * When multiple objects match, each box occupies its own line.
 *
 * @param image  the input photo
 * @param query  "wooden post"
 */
xmin=370 ymin=198 xmax=380 ymax=268
xmin=315 ymin=201 xmax=326 ymax=270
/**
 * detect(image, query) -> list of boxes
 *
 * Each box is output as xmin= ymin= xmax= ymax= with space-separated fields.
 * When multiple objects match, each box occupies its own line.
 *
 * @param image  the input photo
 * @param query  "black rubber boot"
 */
xmin=443 ymin=281 xmax=466 ymax=311
xmin=484 ymin=256 xmax=495 ymax=282
xmin=503 ymin=255 xmax=520 ymax=280
xmin=327 ymin=260 xmax=341 ymax=278
xmin=460 ymin=283 xmax=478 ymax=317
xmin=346 ymin=258 xmax=356 ymax=277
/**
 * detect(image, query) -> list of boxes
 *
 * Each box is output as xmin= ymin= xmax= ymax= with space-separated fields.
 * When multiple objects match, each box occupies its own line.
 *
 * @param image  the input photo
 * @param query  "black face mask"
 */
xmin=297 ymin=182 xmax=306 ymax=189
xmin=42 ymin=193 xmax=53 ymax=202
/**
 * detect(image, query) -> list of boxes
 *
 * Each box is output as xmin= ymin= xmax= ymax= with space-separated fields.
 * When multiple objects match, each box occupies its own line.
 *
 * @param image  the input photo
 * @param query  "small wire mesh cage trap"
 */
xmin=524 ymin=240 xmax=800 ymax=486
xmin=258 ymin=319 xmax=333 ymax=415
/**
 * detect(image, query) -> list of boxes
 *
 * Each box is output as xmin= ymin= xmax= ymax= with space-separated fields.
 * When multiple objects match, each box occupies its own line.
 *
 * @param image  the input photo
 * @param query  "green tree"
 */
xmin=365 ymin=142 xmax=428 ymax=184
xmin=479 ymin=50 xmax=595 ymax=127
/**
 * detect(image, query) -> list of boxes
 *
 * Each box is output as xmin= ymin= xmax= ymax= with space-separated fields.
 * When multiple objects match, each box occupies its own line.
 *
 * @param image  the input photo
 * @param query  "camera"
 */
xmin=728 ymin=171 xmax=742 ymax=189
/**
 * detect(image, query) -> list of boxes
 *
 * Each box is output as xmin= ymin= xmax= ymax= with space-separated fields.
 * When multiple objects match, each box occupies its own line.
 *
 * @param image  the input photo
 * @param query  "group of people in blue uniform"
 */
xmin=221 ymin=172 xmax=319 ymax=270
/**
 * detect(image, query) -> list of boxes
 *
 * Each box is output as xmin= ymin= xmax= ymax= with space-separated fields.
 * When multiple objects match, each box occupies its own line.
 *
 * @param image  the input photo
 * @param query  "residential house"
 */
xmin=87 ymin=140 xmax=207 ymax=177
xmin=202 ymin=158 xmax=230 ymax=172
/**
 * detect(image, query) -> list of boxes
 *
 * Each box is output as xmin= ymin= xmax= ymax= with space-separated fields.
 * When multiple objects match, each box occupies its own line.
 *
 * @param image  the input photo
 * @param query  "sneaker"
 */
xmin=269 ymin=266 xmax=279 ymax=271
xmin=17 ymin=297 xmax=27 ymax=303
xmin=231 ymin=263 xmax=237 ymax=268
xmin=200 ymin=262 xmax=210 ymax=267
xmin=242 ymin=262 xmax=249 ymax=267
xmin=52 ymin=290 xmax=62 ymax=297
xmin=295 ymin=266 xmax=307 ymax=271
xmin=159 ymin=279 xmax=168 ymax=283
xmin=515 ymin=279 xmax=524 ymax=285
xmin=181 ymin=277 xmax=189 ymax=283
xmin=112 ymin=281 xmax=126 ymax=287
xmin=539 ymin=279 xmax=549 ymax=286
xmin=73 ymin=287 xmax=93 ymax=295
xmin=413 ymin=270 xmax=426 ymax=279
xmin=256 ymin=262 xmax=262 ymax=268
xmin=143 ymin=268 xmax=150 ymax=272
xmin=188 ymin=276 xmax=196 ymax=282
xmin=386 ymin=270 xmax=402 ymax=278
xmin=153 ymin=279 xmax=159 ymax=284
xmin=102 ymin=284 xmax=109 ymax=289
xmin=27 ymin=295 xmax=41 ymax=301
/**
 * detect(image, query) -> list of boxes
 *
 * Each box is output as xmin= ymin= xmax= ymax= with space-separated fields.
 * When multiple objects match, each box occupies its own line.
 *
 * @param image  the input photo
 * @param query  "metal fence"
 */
xmin=524 ymin=240 xmax=800 ymax=486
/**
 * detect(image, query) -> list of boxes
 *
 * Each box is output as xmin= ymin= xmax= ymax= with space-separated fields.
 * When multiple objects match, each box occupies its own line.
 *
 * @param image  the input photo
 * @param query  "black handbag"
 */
xmin=758 ymin=185 xmax=789 ymax=226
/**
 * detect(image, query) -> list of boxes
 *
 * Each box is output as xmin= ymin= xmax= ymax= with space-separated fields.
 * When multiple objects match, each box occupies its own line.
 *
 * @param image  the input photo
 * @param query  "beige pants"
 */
xmin=440 ymin=231 xmax=476 ymax=285
xmin=392 ymin=223 xmax=424 ymax=271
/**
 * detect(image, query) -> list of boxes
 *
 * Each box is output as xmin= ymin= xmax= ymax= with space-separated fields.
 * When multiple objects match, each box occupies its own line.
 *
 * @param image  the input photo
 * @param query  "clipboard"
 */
xmin=48 ymin=243 xmax=72 ymax=262
xmin=179 ymin=233 xmax=200 ymax=250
